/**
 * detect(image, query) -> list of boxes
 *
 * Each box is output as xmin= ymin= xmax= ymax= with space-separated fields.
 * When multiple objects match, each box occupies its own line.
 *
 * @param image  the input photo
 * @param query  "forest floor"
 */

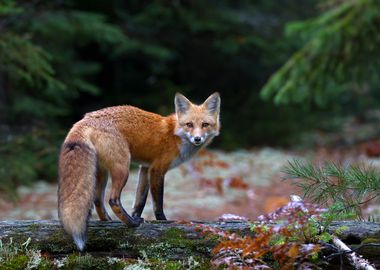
xmin=1 ymin=144 xmax=379 ymax=222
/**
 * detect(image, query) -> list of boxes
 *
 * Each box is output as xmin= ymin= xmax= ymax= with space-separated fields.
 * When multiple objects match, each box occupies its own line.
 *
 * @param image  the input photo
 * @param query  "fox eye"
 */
xmin=202 ymin=122 xmax=210 ymax=128
xmin=185 ymin=122 xmax=193 ymax=128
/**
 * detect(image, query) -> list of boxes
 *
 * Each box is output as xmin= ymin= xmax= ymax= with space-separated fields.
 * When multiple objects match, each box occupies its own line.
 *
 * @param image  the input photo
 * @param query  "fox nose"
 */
xmin=194 ymin=136 xmax=202 ymax=143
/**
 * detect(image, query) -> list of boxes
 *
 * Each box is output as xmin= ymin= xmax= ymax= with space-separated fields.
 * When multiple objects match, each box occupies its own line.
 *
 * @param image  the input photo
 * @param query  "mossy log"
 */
xmin=0 ymin=220 xmax=379 ymax=260
xmin=0 ymin=220 xmax=249 ymax=259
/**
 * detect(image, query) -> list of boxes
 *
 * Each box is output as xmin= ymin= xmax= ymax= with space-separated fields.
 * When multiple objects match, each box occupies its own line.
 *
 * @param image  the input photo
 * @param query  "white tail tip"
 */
xmin=73 ymin=234 xmax=86 ymax=251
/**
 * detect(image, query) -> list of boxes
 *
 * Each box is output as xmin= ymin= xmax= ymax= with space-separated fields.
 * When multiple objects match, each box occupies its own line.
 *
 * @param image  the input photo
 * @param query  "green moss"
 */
xmin=361 ymin=237 xmax=380 ymax=244
xmin=183 ymin=256 xmax=212 ymax=270
xmin=164 ymin=228 xmax=186 ymax=239
xmin=4 ymin=231 xmax=73 ymax=254
xmin=162 ymin=227 xmax=216 ymax=254
xmin=1 ymin=226 xmax=215 ymax=269
xmin=0 ymin=254 xmax=29 ymax=270
xmin=150 ymin=260 xmax=183 ymax=270
xmin=37 ymin=259 xmax=55 ymax=270
xmin=40 ymin=231 xmax=76 ymax=253
xmin=118 ymin=240 xmax=134 ymax=249
xmin=142 ymin=242 xmax=174 ymax=258
xmin=334 ymin=226 xmax=349 ymax=236
xmin=136 ymin=256 xmax=211 ymax=270
xmin=27 ymin=223 xmax=42 ymax=232
xmin=2 ymin=256 xmax=54 ymax=270
xmin=0 ymin=245 xmax=211 ymax=270
xmin=133 ymin=227 xmax=215 ymax=262
xmin=61 ymin=253 xmax=125 ymax=270
xmin=165 ymin=230 xmax=205 ymax=248
xmin=357 ymin=237 xmax=380 ymax=257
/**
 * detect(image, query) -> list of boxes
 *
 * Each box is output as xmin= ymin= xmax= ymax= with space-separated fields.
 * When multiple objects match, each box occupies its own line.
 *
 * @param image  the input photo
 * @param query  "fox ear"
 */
xmin=203 ymin=92 xmax=220 ymax=115
xmin=175 ymin=93 xmax=191 ymax=115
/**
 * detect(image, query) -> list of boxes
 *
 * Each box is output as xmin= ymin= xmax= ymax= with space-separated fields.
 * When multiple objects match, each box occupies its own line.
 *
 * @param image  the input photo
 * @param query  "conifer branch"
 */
xmin=283 ymin=159 xmax=380 ymax=218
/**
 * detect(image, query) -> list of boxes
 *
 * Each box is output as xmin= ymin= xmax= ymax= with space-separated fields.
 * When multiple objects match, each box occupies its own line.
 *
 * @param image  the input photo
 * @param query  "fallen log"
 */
xmin=0 ymin=220 xmax=379 ymax=261
xmin=327 ymin=221 xmax=380 ymax=259
xmin=0 ymin=220 xmax=251 ymax=259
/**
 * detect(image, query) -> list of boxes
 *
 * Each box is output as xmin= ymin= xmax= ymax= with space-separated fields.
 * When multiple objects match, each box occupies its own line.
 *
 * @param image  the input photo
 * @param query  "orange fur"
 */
xmin=58 ymin=92 xmax=221 ymax=251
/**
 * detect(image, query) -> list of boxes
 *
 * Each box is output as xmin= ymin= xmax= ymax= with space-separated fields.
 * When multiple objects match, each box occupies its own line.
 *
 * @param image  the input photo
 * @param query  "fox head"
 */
xmin=174 ymin=92 xmax=221 ymax=146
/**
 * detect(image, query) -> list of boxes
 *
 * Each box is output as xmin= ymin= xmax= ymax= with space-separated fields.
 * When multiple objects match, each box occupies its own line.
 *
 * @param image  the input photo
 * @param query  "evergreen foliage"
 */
xmin=0 ymin=0 xmax=133 ymax=193
xmin=0 ymin=0 xmax=321 ymax=192
xmin=261 ymin=0 xmax=380 ymax=107
xmin=284 ymin=159 xmax=380 ymax=219
xmin=1 ymin=1 xmax=133 ymax=120
xmin=2 ymin=0 xmax=379 ymax=193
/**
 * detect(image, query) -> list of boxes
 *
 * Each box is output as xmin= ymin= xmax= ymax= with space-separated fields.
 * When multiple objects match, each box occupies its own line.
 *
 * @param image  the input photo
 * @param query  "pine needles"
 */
xmin=284 ymin=159 xmax=380 ymax=219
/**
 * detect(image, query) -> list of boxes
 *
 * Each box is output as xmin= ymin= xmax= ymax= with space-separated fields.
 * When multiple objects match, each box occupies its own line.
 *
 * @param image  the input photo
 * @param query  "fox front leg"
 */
xmin=149 ymin=167 xmax=167 ymax=220
xmin=131 ymin=166 xmax=149 ymax=221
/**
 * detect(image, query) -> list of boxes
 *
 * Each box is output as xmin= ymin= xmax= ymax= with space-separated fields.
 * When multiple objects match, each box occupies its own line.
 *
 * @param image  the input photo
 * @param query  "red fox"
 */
xmin=58 ymin=92 xmax=221 ymax=251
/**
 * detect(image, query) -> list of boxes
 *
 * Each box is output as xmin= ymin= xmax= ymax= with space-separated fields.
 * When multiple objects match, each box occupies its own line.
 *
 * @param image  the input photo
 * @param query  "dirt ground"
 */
xmin=0 ymin=147 xmax=379 ymax=222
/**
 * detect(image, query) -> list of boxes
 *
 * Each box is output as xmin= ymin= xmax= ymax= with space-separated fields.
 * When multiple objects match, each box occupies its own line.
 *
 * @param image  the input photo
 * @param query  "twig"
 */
xmin=325 ymin=243 xmax=380 ymax=260
xmin=331 ymin=236 xmax=377 ymax=270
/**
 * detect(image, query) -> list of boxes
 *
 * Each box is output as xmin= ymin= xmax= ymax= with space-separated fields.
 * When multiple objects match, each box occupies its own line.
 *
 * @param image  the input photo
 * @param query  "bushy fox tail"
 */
xmin=58 ymin=140 xmax=97 ymax=251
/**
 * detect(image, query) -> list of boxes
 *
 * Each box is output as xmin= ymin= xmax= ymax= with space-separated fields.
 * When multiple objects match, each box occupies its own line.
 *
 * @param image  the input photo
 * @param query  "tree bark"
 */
xmin=0 ymin=220 xmax=379 ymax=261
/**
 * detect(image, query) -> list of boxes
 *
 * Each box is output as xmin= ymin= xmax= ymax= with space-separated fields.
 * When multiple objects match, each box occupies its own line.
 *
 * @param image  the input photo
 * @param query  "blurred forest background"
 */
xmin=1 ymin=0 xmax=380 ymax=195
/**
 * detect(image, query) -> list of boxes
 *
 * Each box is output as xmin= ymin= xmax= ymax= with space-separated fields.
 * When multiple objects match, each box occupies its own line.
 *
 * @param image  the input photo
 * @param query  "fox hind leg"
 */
xmin=95 ymin=131 xmax=141 ymax=227
xmin=94 ymin=168 xmax=111 ymax=221
xmin=109 ymin=161 xmax=141 ymax=227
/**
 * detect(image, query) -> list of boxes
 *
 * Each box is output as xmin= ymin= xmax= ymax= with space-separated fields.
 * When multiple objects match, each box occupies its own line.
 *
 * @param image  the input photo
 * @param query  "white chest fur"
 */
xmin=169 ymin=139 xmax=202 ymax=169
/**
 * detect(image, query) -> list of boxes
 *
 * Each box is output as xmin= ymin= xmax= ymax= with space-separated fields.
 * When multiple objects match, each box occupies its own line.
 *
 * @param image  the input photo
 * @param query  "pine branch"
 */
xmin=283 ymin=159 xmax=380 ymax=217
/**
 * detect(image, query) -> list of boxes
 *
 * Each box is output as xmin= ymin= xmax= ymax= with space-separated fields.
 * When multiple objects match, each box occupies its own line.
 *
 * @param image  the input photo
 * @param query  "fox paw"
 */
xmin=134 ymin=216 xmax=144 ymax=224
xmin=155 ymin=213 xmax=167 ymax=220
